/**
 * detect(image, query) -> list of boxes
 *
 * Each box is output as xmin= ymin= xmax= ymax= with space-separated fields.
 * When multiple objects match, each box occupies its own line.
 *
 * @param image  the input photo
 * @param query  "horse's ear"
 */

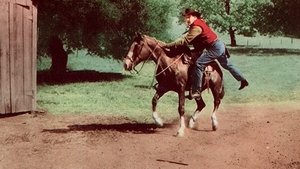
xmin=134 ymin=32 xmax=143 ymax=43
xmin=135 ymin=32 xmax=142 ymax=38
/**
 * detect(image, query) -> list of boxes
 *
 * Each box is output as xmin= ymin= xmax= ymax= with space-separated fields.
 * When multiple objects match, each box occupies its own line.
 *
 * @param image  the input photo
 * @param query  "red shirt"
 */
xmin=165 ymin=18 xmax=218 ymax=51
xmin=191 ymin=18 xmax=218 ymax=47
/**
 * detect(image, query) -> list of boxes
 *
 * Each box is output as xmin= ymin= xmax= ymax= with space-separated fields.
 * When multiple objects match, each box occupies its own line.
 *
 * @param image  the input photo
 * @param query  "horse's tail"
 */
xmin=210 ymin=61 xmax=223 ymax=78
xmin=210 ymin=61 xmax=225 ymax=99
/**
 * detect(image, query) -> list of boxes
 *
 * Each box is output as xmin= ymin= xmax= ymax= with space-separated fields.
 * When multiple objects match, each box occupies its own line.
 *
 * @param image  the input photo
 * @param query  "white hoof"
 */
xmin=212 ymin=120 xmax=218 ymax=131
xmin=176 ymin=131 xmax=184 ymax=137
xmin=176 ymin=116 xmax=186 ymax=137
xmin=188 ymin=117 xmax=196 ymax=129
xmin=154 ymin=117 xmax=164 ymax=127
xmin=176 ymin=126 xmax=185 ymax=137
xmin=211 ymin=115 xmax=218 ymax=131
xmin=152 ymin=112 xmax=163 ymax=127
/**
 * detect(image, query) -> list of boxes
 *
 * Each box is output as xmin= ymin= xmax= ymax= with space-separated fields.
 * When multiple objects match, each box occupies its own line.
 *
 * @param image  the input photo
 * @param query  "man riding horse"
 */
xmin=163 ymin=8 xmax=249 ymax=99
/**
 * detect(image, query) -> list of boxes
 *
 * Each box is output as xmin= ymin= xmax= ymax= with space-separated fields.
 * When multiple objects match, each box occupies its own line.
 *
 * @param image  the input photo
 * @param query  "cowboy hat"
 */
xmin=182 ymin=8 xmax=201 ymax=18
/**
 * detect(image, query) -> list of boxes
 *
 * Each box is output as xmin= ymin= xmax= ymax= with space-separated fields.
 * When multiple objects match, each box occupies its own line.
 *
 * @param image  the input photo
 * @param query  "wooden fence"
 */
xmin=0 ymin=0 xmax=37 ymax=114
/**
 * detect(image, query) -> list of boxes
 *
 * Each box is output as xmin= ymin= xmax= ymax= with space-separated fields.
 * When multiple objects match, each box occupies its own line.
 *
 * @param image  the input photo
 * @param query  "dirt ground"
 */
xmin=1 ymin=102 xmax=300 ymax=169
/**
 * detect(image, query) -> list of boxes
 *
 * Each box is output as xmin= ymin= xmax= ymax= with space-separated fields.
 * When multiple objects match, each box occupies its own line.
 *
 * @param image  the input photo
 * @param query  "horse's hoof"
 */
xmin=156 ymin=122 xmax=164 ymax=128
xmin=188 ymin=120 xmax=195 ymax=129
xmin=154 ymin=118 xmax=164 ymax=127
xmin=212 ymin=125 xmax=218 ymax=131
xmin=176 ymin=132 xmax=184 ymax=137
xmin=152 ymin=112 xmax=164 ymax=127
xmin=176 ymin=127 xmax=185 ymax=137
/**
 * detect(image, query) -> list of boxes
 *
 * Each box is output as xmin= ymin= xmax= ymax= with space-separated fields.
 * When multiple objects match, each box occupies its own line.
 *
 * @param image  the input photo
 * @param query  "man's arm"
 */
xmin=164 ymin=26 xmax=202 ymax=48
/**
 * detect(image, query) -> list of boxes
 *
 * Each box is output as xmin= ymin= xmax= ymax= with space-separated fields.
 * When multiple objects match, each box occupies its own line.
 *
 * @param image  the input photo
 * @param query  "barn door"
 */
xmin=0 ymin=0 xmax=37 ymax=114
xmin=0 ymin=1 xmax=11 ymax=113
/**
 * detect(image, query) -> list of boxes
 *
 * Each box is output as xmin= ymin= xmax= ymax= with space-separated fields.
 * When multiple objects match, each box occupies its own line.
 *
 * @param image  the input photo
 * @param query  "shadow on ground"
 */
xmin=37 ymin=70 xmax=129 ymax=85
xmin=0 ymin=112 xmax=27 ymax=119
xmin=42 ymin=122 xmax=178 ymax=134
xmin=42 ymin=123 xmax=175 ymax=134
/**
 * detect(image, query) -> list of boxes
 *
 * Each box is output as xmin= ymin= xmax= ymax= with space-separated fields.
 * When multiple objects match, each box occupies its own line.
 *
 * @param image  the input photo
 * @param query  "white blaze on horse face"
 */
xmin=127 ymin=51 xmax=133 ymax=59
xmin=124 ymin=57 xmax=131 ymax=70
xmin=124 ymin=51 xmax=134 ymax=70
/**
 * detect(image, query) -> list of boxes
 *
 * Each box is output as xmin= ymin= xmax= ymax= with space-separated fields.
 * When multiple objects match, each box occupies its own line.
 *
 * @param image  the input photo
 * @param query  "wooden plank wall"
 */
xmin=0 ymin=2 xmax=11 ymax=113
xmin=0 ymin=0 xmax=37 ymax=114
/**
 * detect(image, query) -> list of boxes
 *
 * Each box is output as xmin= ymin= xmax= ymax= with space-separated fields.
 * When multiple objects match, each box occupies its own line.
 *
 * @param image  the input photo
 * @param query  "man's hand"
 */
xmin=160 ymin=44 xmax=171 ymax=52
xmin=163 ymin=47 xmax=171 ymax=52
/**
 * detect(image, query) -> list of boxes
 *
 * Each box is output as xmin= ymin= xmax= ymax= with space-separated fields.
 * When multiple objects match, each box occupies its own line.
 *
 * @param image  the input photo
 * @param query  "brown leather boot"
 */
xmin=188 ymin=90 xmax=201 ymax=100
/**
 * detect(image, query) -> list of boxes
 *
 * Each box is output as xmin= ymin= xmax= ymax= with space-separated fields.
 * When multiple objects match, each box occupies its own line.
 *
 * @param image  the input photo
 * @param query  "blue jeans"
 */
xmin=192 ymin=39 xmax=246 ymax=91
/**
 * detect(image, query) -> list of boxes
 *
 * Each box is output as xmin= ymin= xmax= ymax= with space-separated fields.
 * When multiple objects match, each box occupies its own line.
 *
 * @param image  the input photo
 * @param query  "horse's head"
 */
xmin=123 ymin=32 xmax=160 ymax=71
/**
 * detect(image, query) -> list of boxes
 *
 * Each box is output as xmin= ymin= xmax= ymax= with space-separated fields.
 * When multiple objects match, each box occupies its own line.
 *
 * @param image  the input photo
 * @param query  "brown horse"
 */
xmin=123 ymin=33 xmax=224 ymax=137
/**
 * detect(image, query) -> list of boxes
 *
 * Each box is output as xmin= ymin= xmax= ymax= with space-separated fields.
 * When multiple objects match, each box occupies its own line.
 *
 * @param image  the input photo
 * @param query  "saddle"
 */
xmin=163 ymin=45 xmax=196 ymax=65
xmin=186 ymin=55 xmax=219 ymax=94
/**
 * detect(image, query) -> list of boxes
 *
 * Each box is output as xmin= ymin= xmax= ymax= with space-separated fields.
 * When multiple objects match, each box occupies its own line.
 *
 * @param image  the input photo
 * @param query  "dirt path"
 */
xmin=1 ymin=102 xmax=300 ymax=169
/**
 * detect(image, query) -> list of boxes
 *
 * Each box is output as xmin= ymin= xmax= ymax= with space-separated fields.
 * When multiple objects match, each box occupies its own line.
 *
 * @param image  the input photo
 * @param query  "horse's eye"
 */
xmin=133 ymin=44 xmax=141 ymax=53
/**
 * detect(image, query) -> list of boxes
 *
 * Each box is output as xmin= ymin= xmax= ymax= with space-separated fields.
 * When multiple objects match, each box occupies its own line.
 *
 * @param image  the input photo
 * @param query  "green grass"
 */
xmin=222 ymin=55 xmax=300 ymax=103
xmin=37 ymin=61 xmax=185 ymax=121
xmin=37 ymin=50 xmax=122 ymax=72
xmin=37 ymin=39 xmax=300 ymax=122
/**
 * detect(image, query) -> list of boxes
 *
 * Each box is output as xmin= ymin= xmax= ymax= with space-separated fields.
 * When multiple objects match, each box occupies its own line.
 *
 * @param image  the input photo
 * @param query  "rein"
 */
xmin=142 ymin=38 xmax=184 ymax=77
xmin=132 ymin=41 xmax=159 ymax=74
xmin=144 ymin=38 xmax=185 ymax=87
xmin=127 ymin=36 xmax=185 ymax=88
xmin=149 ymin=53 xmax=184 ymax=88
xmin=155 ymin=53 xmax=184 ymax=77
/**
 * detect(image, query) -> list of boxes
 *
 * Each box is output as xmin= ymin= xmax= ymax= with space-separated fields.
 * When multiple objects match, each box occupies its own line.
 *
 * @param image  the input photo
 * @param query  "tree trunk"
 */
xmin=229 ymin=27 xmax=237 ymax=47
xmin=48 ymin=35 xmax=68 ymax=79
xmin=225 ymin=0 xmax=237 ymax=46
xmin=225 ymin=0 xmax=230 ymax=14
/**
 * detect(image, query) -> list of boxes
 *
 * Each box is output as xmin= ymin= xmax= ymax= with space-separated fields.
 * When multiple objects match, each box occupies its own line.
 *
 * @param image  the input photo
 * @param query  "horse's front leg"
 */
xmin=176 ymin=90 xmax=186 ymax=137
xmin=152 ymin=89 xmax=166 ymax=127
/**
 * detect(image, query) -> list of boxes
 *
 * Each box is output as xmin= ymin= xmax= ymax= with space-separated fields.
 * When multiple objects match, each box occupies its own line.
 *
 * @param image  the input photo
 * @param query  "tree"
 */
xmin=37 ymin=0 xmax=176 ymax=60
xmin=178 ymin=0 xmax=270 ymax=46
xmin=225 ymin=0 xmax=237 ymax=46
xmin=48 ymin=35 xmax=68 ymax=74
xmin=254 ymin=0 xmax=300 ymax=38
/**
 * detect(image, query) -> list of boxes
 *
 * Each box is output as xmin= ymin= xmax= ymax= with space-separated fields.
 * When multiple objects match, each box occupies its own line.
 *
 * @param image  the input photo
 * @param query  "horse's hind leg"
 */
xmin=188 ymin=96 xmax=206 ymax=129
xmin=152 ymin=89 xmax=166 ymax=127
xmin=211 ymin=89 xmax=221 ymax=131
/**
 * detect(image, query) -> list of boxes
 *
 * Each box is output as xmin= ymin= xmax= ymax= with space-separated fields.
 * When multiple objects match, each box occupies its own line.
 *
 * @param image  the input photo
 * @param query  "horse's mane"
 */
xmin=144 ymin=35 xmax=166 ymax=46
xmin=144 ymin=35 xmax=189 ymax=58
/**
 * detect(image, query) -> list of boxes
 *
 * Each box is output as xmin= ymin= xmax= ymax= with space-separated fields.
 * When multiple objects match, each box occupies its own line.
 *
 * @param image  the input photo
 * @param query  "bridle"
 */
xmin=125 ymin=36 xmax=184 ymax=87
xmin=125 ymin=38 xmax=159 ymax=74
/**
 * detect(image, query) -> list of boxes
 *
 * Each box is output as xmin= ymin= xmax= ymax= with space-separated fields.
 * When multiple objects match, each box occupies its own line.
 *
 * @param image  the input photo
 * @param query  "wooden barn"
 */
xmin=0 ymin=0 xmax=37 ymax=114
